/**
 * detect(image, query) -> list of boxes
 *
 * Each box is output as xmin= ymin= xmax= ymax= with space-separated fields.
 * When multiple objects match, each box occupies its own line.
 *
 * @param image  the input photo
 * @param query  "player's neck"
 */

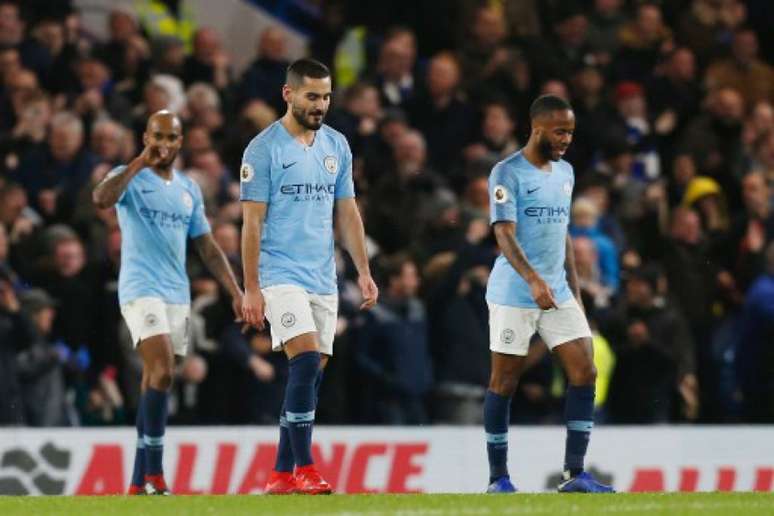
xmin=280 ymin=113 xmax=317 ymax=147
xmin=522 ymin=141 xmax=550 ymax=171
xmin=151 ymin=165 xmax=174 ymax=182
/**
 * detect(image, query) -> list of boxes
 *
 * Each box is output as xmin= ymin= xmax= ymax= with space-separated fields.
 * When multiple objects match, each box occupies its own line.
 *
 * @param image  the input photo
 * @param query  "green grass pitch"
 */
xmin=1 ymin=493 xmax=772 ymax=515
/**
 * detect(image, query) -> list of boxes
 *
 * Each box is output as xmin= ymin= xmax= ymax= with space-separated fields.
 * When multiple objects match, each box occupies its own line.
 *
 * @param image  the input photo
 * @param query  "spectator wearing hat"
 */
xmin=610 ymin=80 xmax=661 ymax=181
xmin=15 ymin=288 xmax=76 ymax=426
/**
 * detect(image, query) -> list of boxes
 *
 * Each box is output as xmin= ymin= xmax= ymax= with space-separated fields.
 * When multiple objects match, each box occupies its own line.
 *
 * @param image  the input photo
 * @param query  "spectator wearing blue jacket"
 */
xmin=570 ymin=197 xmax=620 ymax=294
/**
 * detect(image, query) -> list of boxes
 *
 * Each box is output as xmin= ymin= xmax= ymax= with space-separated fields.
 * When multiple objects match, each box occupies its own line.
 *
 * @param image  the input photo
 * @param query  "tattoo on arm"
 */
xmin=195 ymin=233 xmax=240 ymax=298
xmin=494 ymin=222 xmax=537 ymax=282
xmin=92 ymin=159 xmax=143 ymax=208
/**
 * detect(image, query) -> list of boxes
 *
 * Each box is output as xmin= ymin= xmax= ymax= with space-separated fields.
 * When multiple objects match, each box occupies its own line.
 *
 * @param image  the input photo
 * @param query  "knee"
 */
xmin=568 ymin=362 xmax=597 ymax=386
xmin=488 ymin=372 xmax=519 ymax=397
xmin=149 ymin=363 xmax=174 ymax=391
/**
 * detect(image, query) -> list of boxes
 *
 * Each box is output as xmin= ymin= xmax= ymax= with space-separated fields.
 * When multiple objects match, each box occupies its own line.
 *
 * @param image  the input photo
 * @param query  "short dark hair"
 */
xmin=529 ymin=94 xmax=572 ymax=120
xmin=286 ymin=58 xmax=330 ymax=87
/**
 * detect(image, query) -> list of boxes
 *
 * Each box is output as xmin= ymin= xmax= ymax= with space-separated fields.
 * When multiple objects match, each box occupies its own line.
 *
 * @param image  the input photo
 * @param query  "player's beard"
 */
xmin=537 ymin=135 xmax=554 ymax=161
xmin=292 ymin=104 xmax=325 ymax=130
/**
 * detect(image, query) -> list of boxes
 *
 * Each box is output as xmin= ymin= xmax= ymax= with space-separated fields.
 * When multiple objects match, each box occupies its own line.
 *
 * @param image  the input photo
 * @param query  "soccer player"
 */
xmin=483 ymin=95 xmax=614 ymax=494
xmin=93 ymin=111 xmax=243 ymax=495
xmin=240 ymin=58 xmax=378 ymax=495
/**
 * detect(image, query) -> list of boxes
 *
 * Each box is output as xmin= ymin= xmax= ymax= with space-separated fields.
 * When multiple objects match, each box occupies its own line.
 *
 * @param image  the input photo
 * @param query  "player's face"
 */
xmin=535 ymin=109 xmax=575 ymax=161
xmin=144 ymin=116 xmax=182 ymax=167
xmin=287 ymin=77 xmax=332 ymax=130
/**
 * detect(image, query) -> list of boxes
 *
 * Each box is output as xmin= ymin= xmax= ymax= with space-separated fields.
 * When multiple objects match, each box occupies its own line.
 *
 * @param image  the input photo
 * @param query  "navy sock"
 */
xmin=143 ymin=388 xmax=168 ymax=476
xmin=285 ymin=351 xmax=320 ymax=467
xmin=130 ymin=396 xmax=146 ymax=487
xmin=314 ymin=368 xmax=324 ymax=407
xmin=484 ymin=390 xmax=511 ymax=483
xmin=564 ymin=385 xmax=595 ymax=476
xmin=274 ymin=399 xmax=294 ymax=473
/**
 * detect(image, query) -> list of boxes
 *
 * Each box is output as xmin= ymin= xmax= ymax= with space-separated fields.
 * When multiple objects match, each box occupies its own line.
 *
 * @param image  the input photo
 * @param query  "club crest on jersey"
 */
xmin=181 ymin=191 xmax=193 ymax=211
xmin=323 ymin=155 xmax=337 ymax=174
xmin=240 ymin=163 xmax=254 ymax=183
xmin=493 ymin=185 xmax=508 ymax=204
xmin=563 ymin=181 xmax=572 ymax=197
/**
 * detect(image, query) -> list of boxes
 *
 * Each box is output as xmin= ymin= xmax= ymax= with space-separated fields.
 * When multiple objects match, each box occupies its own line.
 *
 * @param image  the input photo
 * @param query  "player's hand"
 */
xmin=231 ymin=291 xmax=244 ymax=322
xmin=527 ymin=274 xmax=557 ymax=310
xmin=358 ymin=274 xmax=378 ymax=310
xmin=242 ymin=288 xmax=266 ymax=330
xmin=139 ymin=144 xmax=164 ymax=168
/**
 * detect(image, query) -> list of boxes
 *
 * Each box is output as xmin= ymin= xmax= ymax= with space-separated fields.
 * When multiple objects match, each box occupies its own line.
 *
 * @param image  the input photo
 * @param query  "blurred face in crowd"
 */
xmin=673 ymin=154 xmax=697 ymax=186
xmin=427 ymin=53 xmax=460 ymax=99
xmin=389 ymin=261 xmax=420 ymax=299
xmin=393 ymin=130 xmax=426 ymax=174
xmin=0 ymin=3 xmax=23 ymax=46
xmin=33 ymin=19 xmax=64 ymax=56
xmin=732 ymin=30 xmax=758 ymax=64
xmin=378 ymin=31 xmax=416 ymax=81
xmin=574 ymin=67 xmax=604 ymax=98
xmin=213 ymin=222 xmax=239 ymax=257
xmin=194 ymin=27 xmax=221 ymax=64
xmin=581 ymin=185 xmax=611 ymax=214
xmin=668 ymin=48 xmax=696 ymax=83
xmin=532 ymin=108 xmax=575 ymax=161
xmin=637 ymin=4 xmax=664 ymax=40
xmin=259 ymin=26 xmax=287 ymax=62
xmin=540 ymin=80 xmax=570 ymax=100
xmin=0 ymin=47 xmax=20 ymax=80
xmin=594 ymin=0 xmax=622 ymax=16
xmin=92 ymin=121 xmax=124 ymax=161
xmin=749 ymin=102 xmax=773 ymax=134
xmin=617 ymin=92 xmax=647 ymax=119
xmin=144 ymin=83 xmax=171 ymax=113
xmin=742 ymin=172 xmax=769 ymax=215
xmin=191 ymin=149 xmax=224 ymax=182
xmin=555 ymin=14 xmax=588 ymax=48
xmin=710 ymin=88 xmax=744 ymax=127
xmin=572 ymin=236 xmax=598 ymax=277
xmin=465 ymin=176 xmax=489 ymax=209
xmin=380 ymin=118 xmax=409 ymax=149
xmin=472 ymin=6 xmax=506 ymax=48
xmin=78 ymin=59 xmax=110 ymax=90
xmin=54 ymin=238 xmax=85 ymax=278
xmin=0 ymin=224 xmax=7 ymax=262
xmin=33 ymin=306 xmax=56 ymax=335
xmin=756 ymin=130 xmax=774 ymax=168
xmin=49 ymin=120 xmax=83 ymax=162
xmin=184 ymin=126 xmax=212 ymax=155
xmin=625 ymin=276 xmax=654 ymax=308
xmin=482 ymin=104 xmax=515 ymax=145
xmin=109 ymin=10 xmax=137 ymax=42
xmin=0 ymin=185 xmax=27 ymax=225
xmin=670 ymin=207 xmax=702 ymax=245
xmin=143 ymin=112 xmax=183 ymax=168
xmin=348 ymin=85 xmax=381 ymax=119
xmin=285 ymin=75 xmax=332 ymax=131
xmin=572 ymin=198 xmax=599 ymax=228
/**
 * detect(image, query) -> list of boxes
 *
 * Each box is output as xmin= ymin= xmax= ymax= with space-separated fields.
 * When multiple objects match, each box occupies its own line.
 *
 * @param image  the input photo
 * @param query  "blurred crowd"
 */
xmin=0 ymin=0 xmax=772 ymax=428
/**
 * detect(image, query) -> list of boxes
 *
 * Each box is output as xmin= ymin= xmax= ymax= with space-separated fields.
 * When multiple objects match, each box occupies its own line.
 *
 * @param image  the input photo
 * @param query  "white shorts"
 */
xmin=488 ymin=297 xmax=592 ymax=356
xmin=262 ymin=284 xmax=338 ymax=356
xmin=120 ymin=297 xmax=191 ymax=356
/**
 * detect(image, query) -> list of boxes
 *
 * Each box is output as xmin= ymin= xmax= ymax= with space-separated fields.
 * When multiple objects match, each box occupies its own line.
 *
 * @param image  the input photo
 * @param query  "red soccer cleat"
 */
xmin=294 ymin=465 xmax=332 ymax=495
xmin=127 ymin=484 xmax=145 ymax=495
xmin=144 ymin=474 xmax=171 ymax=495
xmin=264 ymin=470 xmax=298 ymax=495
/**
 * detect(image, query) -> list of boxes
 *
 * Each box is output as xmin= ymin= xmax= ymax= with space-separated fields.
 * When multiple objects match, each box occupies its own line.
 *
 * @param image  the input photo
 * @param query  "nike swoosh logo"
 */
xmin=527 ymin=187 xmax=540 ymax=194
xmin=141 ymin=189 xmax=155 ymax=194
xmin=282 ymin=161 xmax=297 ymax=170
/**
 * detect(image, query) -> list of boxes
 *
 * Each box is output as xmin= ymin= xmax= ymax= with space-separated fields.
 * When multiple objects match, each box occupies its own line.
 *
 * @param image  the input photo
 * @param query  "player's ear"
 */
xmin=142 ymin=131 xmax=149 ymax=147
xmin=282 ymin=84 xmax=293 ymax=104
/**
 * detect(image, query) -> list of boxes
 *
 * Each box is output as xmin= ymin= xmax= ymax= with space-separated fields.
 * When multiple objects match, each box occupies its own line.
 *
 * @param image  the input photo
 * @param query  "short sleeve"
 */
xmin=106 ymin=165 xmax=129 ymax=205
xmin=489 ymin=163 xmax=517 ymax=224
xmin=334 ymin=140 xmax=355 ymax=199
xmin=188 ymin=181 xmax=211 ymax=238
xmin=239 ymin=139 xmax=271 ymax=202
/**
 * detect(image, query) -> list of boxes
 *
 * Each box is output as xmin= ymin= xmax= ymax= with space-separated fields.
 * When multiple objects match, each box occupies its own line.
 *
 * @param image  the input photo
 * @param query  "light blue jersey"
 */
xmin=113 ymin=167 xmax=211 ymax=305
xmin=239 ymin=121 xmax=355 ymax=295
xmin=486 ymin=151 xmax=574 ymax=308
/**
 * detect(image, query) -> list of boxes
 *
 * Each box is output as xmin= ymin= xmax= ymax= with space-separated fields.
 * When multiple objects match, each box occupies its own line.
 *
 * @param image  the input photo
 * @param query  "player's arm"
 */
xmin=493 ymin=221 xmax=557 ymax=309
xmin=193 ymin=232 xmax=243 ymax=319
xmin=241 ymin=201 xmax=267 ymax=329
xmin=335 ymin=198 xmax=378 ymax=309
xmin=564 ymin=233 xmax=583 ymax=309
xmin=92 ymin=145 xmax=159 ymax=208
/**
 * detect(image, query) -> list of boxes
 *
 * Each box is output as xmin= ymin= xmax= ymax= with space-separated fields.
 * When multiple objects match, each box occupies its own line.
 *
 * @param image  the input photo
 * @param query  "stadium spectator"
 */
xmin=238 ymin=26 xmax=290 ymax=116
xmin=371 ymin=27 xmax=419 ymax=110
xmin=570 ymin=197 xmax=620 ymax=294
xmin=0 ymin=273 xmax=31 ymax=425
xmin=705 ymin=27 xmax=774 ymax=106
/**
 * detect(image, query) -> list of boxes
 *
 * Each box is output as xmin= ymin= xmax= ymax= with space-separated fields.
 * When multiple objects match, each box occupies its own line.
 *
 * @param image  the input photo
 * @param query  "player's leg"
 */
xmin=128 ymin=370 xmax=149 ymax=494
xmin=484 ymin=303 xmax=536 ymax=493
xmin=540 ymin=299 xmax=614 ymax=493
xmin=283 ymin=333 xmax=331 ymax=494
xmin=137 ymin=333 xmax=175 ymax=495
